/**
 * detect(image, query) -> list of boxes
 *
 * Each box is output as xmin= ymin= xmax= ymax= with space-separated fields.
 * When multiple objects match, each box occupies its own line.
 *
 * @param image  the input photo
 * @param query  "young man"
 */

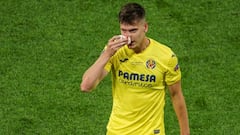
xmin=81 ymin=3 xmax=190 ymax=135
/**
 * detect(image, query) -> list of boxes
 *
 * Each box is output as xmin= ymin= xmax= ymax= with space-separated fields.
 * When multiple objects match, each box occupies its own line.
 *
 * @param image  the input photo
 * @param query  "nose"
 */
xmin=122 ymin=32 xmax=131 ymax=38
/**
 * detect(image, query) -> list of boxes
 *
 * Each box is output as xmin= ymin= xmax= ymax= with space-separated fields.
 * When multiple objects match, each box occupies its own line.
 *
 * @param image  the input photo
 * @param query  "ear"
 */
xmin=144 ymin=23 xmax=148 ymax=33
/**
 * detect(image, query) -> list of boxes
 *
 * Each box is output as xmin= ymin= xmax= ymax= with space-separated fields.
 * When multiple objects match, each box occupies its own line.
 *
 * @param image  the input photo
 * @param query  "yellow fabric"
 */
xmin=104 ymin=38 xmax=181 ymax=135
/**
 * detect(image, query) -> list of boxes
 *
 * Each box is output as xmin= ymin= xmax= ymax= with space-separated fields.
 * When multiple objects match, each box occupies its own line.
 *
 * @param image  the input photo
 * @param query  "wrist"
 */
xmin=101 ymin=49 xmax=113 ymax=59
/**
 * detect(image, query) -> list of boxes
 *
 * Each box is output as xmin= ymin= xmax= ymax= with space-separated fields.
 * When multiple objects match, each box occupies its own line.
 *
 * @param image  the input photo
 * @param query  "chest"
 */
xmin=113 ymin=54 xmax=167 ymax=85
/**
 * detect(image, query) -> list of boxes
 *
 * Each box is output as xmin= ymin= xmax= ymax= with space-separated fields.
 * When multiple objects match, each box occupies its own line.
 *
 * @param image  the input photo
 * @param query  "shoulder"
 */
xmin=149 ymin=38 xmax=176 ymax=59
xmin=148 ymin=38 xmax=179 ymax=70
xmin=150 ymin=38 xmax=173 ymax=53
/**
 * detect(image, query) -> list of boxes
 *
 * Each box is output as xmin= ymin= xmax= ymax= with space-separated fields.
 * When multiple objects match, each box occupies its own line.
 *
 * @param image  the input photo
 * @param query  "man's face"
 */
xmin=120 ymin=20 xmax=148 ymax=51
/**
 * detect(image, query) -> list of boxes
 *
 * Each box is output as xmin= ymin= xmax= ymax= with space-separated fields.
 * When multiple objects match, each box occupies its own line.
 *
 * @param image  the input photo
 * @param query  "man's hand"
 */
xmin=105 ymin=35 xmax=129 ymax=56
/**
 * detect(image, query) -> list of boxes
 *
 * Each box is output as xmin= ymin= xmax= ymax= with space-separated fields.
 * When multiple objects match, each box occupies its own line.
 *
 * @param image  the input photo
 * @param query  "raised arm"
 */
xmin=80 ymin=35 xmax=128 ymax=92
xmin=168 ymin=81 xmax=190 ymax=135
xmin=80 ymin=52 xmax=110 ymax=92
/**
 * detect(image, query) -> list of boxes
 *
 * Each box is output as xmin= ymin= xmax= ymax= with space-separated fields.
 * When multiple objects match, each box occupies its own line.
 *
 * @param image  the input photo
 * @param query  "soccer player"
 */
xmin=81 ymin=2 xmax=190 ymax=135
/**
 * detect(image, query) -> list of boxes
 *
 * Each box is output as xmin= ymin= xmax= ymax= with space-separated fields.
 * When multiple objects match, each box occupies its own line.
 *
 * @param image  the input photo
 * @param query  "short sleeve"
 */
xmin=165 ymin=53 xmax=181 ymax=85
xmin=104 ymin=60 xmax=112 ymax=72
xmin=102 ymin=46 xmax=112 ymax=72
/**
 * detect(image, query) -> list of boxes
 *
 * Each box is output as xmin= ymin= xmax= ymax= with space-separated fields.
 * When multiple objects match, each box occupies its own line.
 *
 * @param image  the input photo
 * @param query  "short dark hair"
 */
xmin=118 ymin=3 xmax=146 ymax=24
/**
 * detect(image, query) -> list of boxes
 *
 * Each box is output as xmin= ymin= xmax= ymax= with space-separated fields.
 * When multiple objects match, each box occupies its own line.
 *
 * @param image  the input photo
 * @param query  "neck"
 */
xmin=135 ymin=37 xmax=150 ymax=53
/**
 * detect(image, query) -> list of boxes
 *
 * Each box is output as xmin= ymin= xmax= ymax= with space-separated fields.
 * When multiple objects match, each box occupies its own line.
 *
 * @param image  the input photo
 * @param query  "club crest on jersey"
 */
xmin=146 ymin=59 xmax=156 ymax=69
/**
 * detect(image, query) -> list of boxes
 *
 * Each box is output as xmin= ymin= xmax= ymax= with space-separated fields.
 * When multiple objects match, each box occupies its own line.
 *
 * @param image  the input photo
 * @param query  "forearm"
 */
xmin=172 ymin=92 xmax=190 ymax=135
xmin=81 ymin=35 xmax=127 ymax=92
xmin=81 ymin=52 xmax=110 ymax=92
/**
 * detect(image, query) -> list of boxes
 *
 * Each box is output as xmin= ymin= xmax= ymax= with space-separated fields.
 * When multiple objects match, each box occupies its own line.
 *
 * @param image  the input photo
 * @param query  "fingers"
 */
xmin=105 ymin=35 xmax=128 ymax=56
xmin=110 ymin=35 xmax=128 ymax=43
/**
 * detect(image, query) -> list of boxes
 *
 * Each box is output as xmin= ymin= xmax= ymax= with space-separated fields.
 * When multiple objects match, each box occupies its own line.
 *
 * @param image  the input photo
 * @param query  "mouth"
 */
xmin=127 ymin=41 xmax=134 ymax=47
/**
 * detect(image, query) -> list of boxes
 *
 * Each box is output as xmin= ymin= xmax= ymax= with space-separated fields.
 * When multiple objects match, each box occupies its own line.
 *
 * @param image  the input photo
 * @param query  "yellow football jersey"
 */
xmin=104 ymin=38 xmax=181 ymax=135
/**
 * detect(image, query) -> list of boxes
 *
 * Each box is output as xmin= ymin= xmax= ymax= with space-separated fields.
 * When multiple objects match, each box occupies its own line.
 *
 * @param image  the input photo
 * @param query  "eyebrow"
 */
xmin=121 ymin=28 xmax=138 ymax=32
